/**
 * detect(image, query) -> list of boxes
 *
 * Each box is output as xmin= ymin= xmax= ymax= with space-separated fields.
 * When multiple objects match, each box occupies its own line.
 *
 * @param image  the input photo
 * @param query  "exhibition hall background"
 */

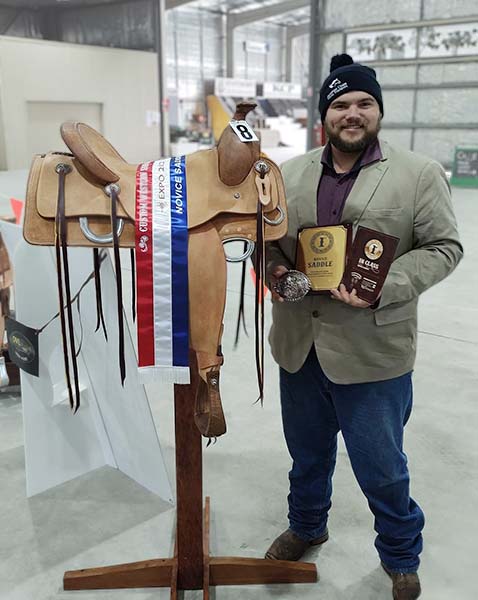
xmin=0 ymin=0 xmax=477 ymax=170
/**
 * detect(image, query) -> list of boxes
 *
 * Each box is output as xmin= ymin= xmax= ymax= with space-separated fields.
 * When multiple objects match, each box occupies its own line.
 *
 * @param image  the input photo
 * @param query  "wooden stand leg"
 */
xmin=174 ymin=352 xmax=204 ymax=591
xmin=63 ymin=351 xmax=318 ymax=594
xmin=201 ymin=496 xmax=316 ymax=593
xmin=64 ymin=558 xmax=175 ymax=590
xmin=203 ymin=496 xmax=211 ymax=600
xmin=170 ymin=542 xmax=179 ymax=600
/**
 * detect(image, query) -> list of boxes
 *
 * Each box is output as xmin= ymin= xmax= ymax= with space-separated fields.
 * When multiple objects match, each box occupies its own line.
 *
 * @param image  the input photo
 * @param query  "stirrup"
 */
xmin=222 ymin=238 xmax=255 ymax=263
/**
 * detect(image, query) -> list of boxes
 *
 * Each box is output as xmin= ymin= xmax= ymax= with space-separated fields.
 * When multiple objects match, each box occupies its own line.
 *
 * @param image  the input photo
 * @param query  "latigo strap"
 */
xmin=54 ymin=163 xmax=80 ymax=412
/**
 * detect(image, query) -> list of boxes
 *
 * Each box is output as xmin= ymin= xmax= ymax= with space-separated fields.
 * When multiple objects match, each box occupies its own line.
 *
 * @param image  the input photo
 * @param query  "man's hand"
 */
xmin=270 ymin=265 xmax=289 ymax=302
xmin=330 ymin=283 xmax=372 ymax=308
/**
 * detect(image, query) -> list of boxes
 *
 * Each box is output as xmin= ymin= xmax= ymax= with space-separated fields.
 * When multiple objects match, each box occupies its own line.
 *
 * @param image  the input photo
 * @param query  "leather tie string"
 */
xmin=254 ymin=198 xmax=265 ymax=403
xmin=93 ymin=248 xmax=108 ymax=340
xmin=55 ymin=163 xmax=81 ymax=412
xmin=109 ymin=185 xmax=126 ymax=386
xmin=233 ymin=241 xmax=249 ymax=348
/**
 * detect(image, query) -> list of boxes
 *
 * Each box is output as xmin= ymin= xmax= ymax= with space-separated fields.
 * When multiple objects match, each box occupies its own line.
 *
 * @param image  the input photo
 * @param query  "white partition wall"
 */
xmin=0 ymin=35 xmax=160 ymax=170
xmin=1 ymin=221 xmax=173 ymax=502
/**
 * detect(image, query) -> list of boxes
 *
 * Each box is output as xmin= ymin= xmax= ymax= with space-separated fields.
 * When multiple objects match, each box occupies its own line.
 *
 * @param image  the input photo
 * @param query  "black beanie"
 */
xmin=318 ymin=54 xmax=383 ymax=122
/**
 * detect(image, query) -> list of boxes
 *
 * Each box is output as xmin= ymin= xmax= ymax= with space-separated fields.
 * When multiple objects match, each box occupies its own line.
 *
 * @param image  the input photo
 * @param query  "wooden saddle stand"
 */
xmin=63 ymin=355 xmax=317 ymax=597
xmin=23 ymin=102 xmax=318 ymax=596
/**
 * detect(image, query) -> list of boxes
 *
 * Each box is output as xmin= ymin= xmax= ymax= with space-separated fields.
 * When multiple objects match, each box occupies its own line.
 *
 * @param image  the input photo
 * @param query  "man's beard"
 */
xmin=325 ymin=120 xmax=381 ymax=153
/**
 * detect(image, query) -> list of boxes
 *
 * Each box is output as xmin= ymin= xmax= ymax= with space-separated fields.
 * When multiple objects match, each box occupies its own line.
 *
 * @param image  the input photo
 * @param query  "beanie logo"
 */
xmin=326 ymin=81 xmax=349 ymax=101
xmin=329 ymin=78 xmax=342 ymax=88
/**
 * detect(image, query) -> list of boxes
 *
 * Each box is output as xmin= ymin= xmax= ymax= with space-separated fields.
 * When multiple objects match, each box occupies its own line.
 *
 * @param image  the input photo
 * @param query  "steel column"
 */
xmin=154 ymin=0 xmax=170 ymax=157
xmin=306 ymin=0 xmax=324 ymax=151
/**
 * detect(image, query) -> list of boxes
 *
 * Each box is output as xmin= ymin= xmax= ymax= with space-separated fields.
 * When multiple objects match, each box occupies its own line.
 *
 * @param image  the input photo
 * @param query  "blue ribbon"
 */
xmin=169 ymin=156 xmax=189 ymax=367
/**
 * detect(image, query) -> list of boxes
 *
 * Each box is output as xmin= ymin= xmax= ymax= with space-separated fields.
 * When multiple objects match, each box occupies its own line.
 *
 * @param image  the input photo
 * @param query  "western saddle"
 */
xmin=23 ymin=102 xmax=287 ymax=439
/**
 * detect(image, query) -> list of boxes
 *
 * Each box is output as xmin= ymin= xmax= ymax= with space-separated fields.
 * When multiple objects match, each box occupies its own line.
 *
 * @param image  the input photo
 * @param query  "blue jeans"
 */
xmin=280 ymin=347 xmax=424 ymax=573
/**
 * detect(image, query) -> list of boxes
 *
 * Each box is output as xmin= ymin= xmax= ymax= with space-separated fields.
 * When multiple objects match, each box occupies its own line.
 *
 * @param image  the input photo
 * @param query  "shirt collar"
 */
xmin=321 ymin=138 xmax=382 ymax=174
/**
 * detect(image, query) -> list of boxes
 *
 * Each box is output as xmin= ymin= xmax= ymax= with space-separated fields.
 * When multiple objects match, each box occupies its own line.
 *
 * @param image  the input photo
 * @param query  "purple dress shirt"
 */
xmin=317 ymin=139 xmax=383 ymax=226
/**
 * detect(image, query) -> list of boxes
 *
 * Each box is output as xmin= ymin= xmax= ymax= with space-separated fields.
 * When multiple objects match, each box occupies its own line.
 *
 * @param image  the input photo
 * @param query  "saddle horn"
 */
xmin=217 ymin=101 xmax=260 ymax=187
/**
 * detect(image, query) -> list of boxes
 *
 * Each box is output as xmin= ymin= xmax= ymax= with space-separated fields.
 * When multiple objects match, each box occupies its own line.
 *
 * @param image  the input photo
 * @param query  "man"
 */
xmin=264 ymin=54 xmax=463 ymax=600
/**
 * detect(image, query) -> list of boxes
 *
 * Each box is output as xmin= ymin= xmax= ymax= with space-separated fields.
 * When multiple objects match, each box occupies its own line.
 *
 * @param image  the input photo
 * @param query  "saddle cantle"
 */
xmin=23 ymin=102 xmax=288 ymax=440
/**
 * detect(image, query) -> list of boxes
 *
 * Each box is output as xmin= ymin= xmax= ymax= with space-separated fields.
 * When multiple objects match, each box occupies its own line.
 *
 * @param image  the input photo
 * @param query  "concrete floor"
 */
xmin=0 ymin=185 xmax=477 ymax=599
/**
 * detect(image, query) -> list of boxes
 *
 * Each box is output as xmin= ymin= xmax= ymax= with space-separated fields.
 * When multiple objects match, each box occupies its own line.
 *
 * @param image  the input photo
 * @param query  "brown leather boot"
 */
xmin=382 ymin=563 xmax=421 ymax=599
xmin=265 ymin=528 xmax=329 ymax=561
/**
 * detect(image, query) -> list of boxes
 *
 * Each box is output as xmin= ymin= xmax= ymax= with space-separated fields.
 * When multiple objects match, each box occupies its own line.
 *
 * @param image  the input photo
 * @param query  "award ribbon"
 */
xmin=135 ymin=157 xmax=190 ymax=384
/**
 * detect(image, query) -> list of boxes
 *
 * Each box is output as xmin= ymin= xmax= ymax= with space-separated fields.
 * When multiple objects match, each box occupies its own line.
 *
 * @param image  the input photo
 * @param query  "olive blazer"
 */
xmin=266 ymin=140 xmax=463 ymax=383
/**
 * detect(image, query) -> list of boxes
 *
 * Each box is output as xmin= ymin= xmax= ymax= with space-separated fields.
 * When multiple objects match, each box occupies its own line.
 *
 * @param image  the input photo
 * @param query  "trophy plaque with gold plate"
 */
xmin=295 ymin=225 xmax=352 ymax=292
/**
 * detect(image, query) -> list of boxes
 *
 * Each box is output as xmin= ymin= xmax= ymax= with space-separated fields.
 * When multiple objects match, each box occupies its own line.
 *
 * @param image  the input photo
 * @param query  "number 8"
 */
xmin=236 ymin=124 xmax=253 ymax=140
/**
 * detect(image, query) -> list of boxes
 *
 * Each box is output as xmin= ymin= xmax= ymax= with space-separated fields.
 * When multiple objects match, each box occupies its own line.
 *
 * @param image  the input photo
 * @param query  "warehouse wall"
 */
xmin=56 ymin=3 xmax=224 ymax=124
xmin=0 ymin=2 xmax=225 ymax=127
xmin=1 ymin=1 xmax=476 ymax=167
xmin=325 ymin=0 xmax=421 ymax=28
xmin=292 ymin=0 xmax=478 ymax=166
xmin=0 ymin=36 xmax=160 ymax=170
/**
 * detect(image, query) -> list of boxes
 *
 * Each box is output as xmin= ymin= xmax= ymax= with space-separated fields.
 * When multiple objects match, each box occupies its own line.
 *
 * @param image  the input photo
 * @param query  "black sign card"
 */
xmin=5 ymin=317 xmax=39 ymax=377
xmin=342 ymin=226 xmax=400 ymax=304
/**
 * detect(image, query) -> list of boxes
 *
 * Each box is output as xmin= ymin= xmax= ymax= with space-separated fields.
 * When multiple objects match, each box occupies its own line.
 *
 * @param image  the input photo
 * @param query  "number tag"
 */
xmin=229 ymin=120 xmax=259 ymax=143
